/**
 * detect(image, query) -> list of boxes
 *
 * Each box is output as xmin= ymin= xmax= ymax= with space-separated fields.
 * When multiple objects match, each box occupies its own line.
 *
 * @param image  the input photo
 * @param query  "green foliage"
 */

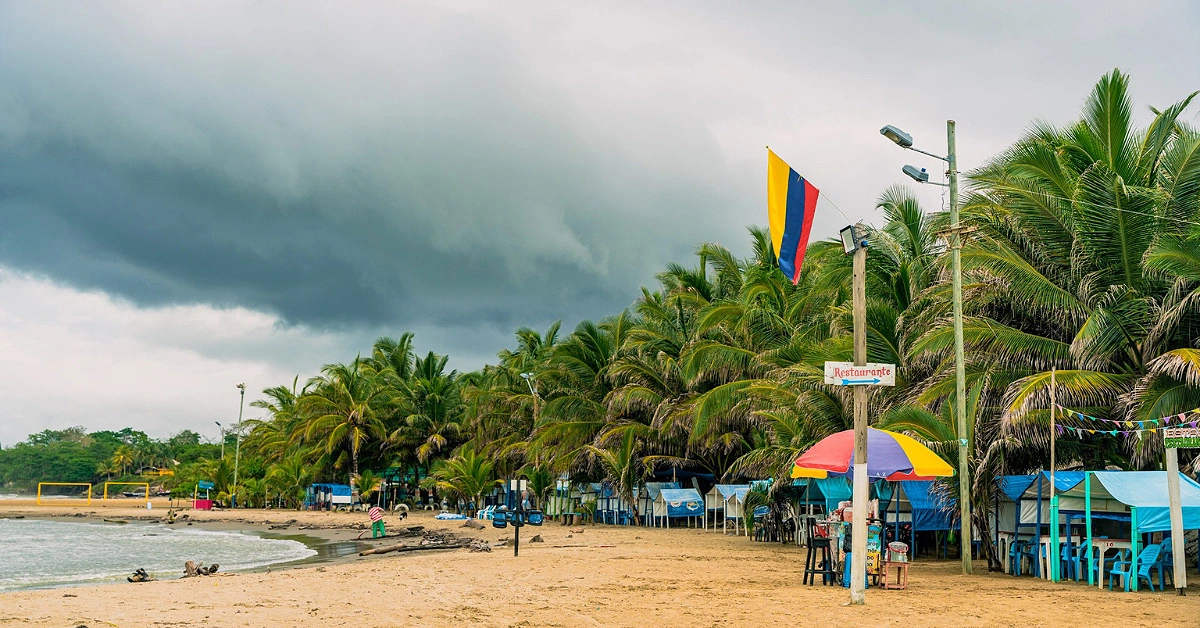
xmin=0 ymin=427 xmax=219 ymax=493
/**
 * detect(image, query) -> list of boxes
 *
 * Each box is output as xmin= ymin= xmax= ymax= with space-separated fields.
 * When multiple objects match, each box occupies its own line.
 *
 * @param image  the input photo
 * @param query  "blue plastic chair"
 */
xmin=1091 ymin=548 xmax=1129 ymax=582
xmin=1060 ymin=543 xmax=1088 ymax=581
xmin=1009 ymin=538 xmax=1035 ymax=575
xmin=1153 ymin=539 xmax=1173 ymax=588
xmin=1108 ymin=545 xmax=1161 ymax=592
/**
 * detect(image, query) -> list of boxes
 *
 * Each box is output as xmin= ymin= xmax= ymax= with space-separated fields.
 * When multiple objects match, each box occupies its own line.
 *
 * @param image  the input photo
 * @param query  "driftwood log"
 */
xmin=358 ymin=543 xmax=465 ymax=556
xmin=183 ymin=561 xmax=221 ymax=577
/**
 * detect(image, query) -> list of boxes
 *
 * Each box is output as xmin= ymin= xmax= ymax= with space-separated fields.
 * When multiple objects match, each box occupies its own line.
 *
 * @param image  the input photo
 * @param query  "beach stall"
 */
xmin=879 ymin=480 xmax=960 ymax=559
xmin=652 ymin=487 xmax=705 ymax=528
xmin=999 ymin=471 xmax=1088 ymax=577
xmin=705 ymin=484 xmax=751 ymax=534
xmin=192 ymin=480 xmax=215 ymax=510
xmin=638 ymin=482 xmax=680 ymax=526
xmin=1051 ymin=470 xmax=1200 ymax=589
xmin=590 ymin=482 xmax=633 ymax=525
xmin=305 ymin=483 xmax=353 ymax=510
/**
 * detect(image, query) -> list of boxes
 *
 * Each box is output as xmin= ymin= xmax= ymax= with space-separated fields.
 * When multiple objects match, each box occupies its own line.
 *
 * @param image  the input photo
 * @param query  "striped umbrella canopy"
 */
xmin=790 ymin=428 xmax=953 ymax=480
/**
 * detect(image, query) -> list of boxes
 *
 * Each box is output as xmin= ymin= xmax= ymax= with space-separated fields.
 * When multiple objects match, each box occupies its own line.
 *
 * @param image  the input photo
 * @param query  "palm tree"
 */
xmin=356 ymin=469 xmax=384 ymax=506
xmin=267 ymin=454 xmax=312 ymax=509
xmin=300 ymin=358 xmax=390 ymax=483
xmin=244 ymin=377 xmax=306 ymax=465
xmin=394 ymin=352 xmax=463 ymax=464
xmin=111 ymin=445 xmax=136 ymax=478
xmin=585 ymin=427 xmax=644 ymax=524
xmin=938 ymin=69 xmax=1200 ymax=467
xmin=422 ymin=447 xmax=497 ymax=510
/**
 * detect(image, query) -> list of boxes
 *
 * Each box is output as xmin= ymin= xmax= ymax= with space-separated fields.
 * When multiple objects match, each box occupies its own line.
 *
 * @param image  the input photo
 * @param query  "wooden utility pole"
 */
xmin=1165 ymin=446 xmax=1188 ymax=594
xmin=849 ymin=231 xmax=869 ymax=605
xmin=947 ymin=120 xmax=973 ymax=575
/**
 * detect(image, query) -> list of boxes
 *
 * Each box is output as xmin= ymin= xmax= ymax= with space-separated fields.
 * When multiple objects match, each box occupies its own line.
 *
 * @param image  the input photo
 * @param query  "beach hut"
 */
xmin=705 ymin=484 xmax=750 ymax=534
xmin=638 ymin=482 xmax=680 ymax=526
xmin=590 ymin=482 xmax=633 ymax=525
xmin=997 ymin=471 xmax=1087 ymax=577
xmin=1050 ymin=470 xmax=1200 ymax=588
xmin=652 ymin=487 xmax=705 ymax=528
xmin=305 ymin=483 xmax=353 ymax=510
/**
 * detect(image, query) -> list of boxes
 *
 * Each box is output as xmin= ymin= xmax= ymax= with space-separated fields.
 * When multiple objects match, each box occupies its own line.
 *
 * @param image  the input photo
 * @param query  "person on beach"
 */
xmin=369 ymin=504 xmax=385 ymax=538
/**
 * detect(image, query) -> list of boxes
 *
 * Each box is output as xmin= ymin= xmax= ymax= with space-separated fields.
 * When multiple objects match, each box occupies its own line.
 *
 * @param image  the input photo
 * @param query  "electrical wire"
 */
xmin=817 ymin=192 xmax=856 ymax=225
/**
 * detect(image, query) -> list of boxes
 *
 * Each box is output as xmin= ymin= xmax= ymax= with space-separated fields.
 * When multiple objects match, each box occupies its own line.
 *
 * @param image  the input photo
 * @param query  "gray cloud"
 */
xmin=2 ymin=0 xmax=1200 ymax=386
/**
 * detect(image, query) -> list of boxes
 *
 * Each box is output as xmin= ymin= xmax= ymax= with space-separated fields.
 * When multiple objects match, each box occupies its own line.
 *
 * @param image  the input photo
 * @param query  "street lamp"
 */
xmin=881 ymin=121 xmax=972 ymax=575
xmin=215 ymin=421 xmax=225 ymax=459
xmin=233 ymin=383 xmax=246 ymax=507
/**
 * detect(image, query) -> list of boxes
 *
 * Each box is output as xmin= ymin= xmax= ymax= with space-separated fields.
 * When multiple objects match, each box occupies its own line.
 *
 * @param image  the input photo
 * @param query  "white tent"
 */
xmin=705 ymin=484 xmax=750 ymax=535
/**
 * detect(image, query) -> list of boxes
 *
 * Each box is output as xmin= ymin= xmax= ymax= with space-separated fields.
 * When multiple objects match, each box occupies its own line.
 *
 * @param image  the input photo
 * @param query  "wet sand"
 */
xmin=1 ymin=500 xmax=1197 ymax=627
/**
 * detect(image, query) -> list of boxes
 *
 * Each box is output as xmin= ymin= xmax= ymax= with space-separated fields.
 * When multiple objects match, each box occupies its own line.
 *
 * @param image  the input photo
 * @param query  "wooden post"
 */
xmin=1165 ymin=446 xmax=1188 ymax=594
xmin=850 ymin=237 xmax=869 ymax=605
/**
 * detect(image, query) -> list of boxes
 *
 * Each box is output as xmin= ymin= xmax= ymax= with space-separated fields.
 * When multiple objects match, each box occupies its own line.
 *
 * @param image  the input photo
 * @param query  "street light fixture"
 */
xmin=215 ymin=421 xmax=225 ymax=459
xmin=881 ymin=121 xmax=972 ymax=576
xmin=879 ymin=124 xmax=913 ymax=148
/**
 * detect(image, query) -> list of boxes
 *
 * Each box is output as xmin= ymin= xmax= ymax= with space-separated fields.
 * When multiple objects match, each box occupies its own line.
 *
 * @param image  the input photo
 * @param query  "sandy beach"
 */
xmin=0 ymin=501 xmax=1197 ymax=627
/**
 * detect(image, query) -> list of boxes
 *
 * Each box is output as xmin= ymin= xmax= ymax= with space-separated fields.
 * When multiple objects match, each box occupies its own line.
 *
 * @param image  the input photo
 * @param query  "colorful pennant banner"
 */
xmin=1053 ymin=404 xmax=1200 ymax=436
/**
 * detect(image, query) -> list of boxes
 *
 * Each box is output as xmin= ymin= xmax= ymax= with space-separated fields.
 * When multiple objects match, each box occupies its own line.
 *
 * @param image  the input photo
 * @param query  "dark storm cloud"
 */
xmin=0 ymin=2 xmax=741 ymax=343
xmin=2 ymin=0 xmax=1199 ymax=372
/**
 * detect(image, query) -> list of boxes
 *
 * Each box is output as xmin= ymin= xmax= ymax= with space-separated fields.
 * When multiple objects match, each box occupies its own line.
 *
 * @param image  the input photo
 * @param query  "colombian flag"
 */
xmin=767 ymin=149 xmax=819 ymax=284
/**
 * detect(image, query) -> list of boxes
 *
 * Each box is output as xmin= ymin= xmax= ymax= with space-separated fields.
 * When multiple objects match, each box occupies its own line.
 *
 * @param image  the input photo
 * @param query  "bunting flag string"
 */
xmin=1053 ymin=403 xmax=1200 ymax=437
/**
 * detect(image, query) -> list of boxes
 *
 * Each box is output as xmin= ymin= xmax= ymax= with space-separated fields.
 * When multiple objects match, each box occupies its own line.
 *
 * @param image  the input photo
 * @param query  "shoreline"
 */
xmin=0 ymin=500 xmax=417 ymax=591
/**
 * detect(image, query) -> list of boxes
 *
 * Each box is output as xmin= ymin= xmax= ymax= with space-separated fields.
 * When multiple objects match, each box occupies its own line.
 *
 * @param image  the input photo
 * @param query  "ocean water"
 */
xmin=0 ymin=518 xmax=316 ymax=591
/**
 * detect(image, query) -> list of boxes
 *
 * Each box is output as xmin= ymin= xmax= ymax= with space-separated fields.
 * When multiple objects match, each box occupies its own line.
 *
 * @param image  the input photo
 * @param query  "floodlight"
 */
xmin=840 ymin=225 xmax=858 ymax=255
xmin=903 ymin=165 xmax=930 ymax=183
xmin=880 ymin=125 xmax=913 ymax=148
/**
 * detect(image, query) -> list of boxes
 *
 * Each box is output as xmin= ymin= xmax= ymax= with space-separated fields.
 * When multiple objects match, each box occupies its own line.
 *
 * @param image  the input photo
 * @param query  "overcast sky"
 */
xmin=2 ymin=1 xmax=1199 ymax=446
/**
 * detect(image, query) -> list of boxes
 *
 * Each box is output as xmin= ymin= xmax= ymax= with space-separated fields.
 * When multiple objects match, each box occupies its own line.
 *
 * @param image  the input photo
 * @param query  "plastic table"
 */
xmin=1091 ymin=538 xmax=1132 ymax=589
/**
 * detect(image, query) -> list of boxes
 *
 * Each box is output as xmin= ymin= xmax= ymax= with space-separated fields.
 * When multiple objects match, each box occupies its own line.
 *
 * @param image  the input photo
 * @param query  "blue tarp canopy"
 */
xmin=792 ymin=477 xmax=852 ymax=512
xmin=642 ymin=482 xmax=680 ymax=502
xmin=813 ymin=478 xmax=852 ymax=512
xmin=713 ymin=484 xmax=750 ymax=501
xmin=900 ymin=480 xmax=959 ymax=531
xmin=999 ymin=475 xmax=1035 ymax=502
xmin=1019 ymin=471 xmax=1086 ymax=497
xmin=657 ymin=488 xmax=705 ymax=517
xmin=311 ymin=483 xmax=352 ymax=496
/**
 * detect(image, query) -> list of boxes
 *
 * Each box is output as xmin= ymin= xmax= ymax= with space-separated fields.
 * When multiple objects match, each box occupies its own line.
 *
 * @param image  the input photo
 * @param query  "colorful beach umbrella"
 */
xmin=790 ymin=428 xmax=953 ymax=480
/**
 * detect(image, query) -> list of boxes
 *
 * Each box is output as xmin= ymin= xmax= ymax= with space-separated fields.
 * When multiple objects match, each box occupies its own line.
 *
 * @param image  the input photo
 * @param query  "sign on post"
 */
xmin=1164 ymin=426 xmax=1200 ymax=448
xmin=824 ymin=362 xmax=896 ymax=386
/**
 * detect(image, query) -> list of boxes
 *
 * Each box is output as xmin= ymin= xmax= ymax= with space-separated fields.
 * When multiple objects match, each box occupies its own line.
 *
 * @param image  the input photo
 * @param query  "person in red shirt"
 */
xmin=369 ymin=505 xmax=385 ymax=538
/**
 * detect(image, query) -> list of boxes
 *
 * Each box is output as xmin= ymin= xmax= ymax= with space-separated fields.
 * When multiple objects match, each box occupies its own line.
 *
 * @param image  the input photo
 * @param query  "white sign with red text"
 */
xmin=824 ymin=362 xmax=896 ymax=386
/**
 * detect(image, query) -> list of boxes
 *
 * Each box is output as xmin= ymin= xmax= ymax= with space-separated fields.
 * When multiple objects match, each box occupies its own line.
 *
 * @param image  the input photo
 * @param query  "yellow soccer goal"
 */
xmin=36 ymin=482 xmax=93 ymax=505
xmin=103 ymin=482 xmax=151 ymax=502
